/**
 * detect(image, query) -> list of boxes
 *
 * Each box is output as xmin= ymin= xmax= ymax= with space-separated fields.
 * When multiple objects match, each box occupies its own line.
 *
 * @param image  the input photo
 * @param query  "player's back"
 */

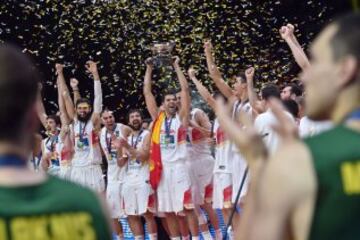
xmin=0 ymin=175 xmax=111 ymax=240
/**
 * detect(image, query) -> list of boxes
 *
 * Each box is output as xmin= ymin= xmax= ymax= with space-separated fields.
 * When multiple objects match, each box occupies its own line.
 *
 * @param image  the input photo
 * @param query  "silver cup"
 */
xmin=149 ymin=42 xmax=175 ymax=67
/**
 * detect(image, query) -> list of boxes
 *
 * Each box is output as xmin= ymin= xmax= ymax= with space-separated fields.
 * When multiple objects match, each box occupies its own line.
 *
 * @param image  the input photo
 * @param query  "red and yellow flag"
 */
xmin=149 ymin=111 xmax=165 ymax=190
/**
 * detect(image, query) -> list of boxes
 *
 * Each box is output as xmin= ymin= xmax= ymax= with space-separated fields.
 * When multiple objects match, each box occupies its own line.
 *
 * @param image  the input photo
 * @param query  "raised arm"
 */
xmin=188 ymin=67 xmax=216 ymax=110
xmin=85 ymin=61 xmax=102 ymax=130
xmin=55 ymin=64 xmax=75 ymax=121
xmin=204 ymin=40 xmax=233 ymax=99
xmin=245 ymin=67 xmax=265 ymax=114
xmin=57 ymin=76 xmax=71 ymax=141
xmin=173 ymin=56 xmax=190 ymax=127
xmin=279 ymin=24 xmax=310 ymax=71
xmin=143 ymin=58 xmax=159 ymax=120
xmin=70 ymin=78 xmax=81 ymax=106
xmin=36 ymin=83 xmax=48 ymax=129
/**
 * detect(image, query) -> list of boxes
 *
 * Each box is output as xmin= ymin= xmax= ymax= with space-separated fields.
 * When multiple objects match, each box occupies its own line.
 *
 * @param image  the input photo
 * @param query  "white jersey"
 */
xmin=299 ymin=116 xmax=333 ymax=138
xmin=71 ymin=119 xmax=102 ymax=167
xmin=231 ymin=100 xmax=252 ymax=153
xmin=100 ymin=123 xmax=126 ymax=183
xmin=42 ymin=135 xmax=62 ymax=175
xmin=160 ymin=114 xmax=187 ymax=164
xmin=213 ymin=119 xmax=232 ymax=173
xmin=188 ymin=108 xmax=212 ymax=158
xmin=254 ymin=109 xmax=295 ymax=154
xmin=125 ymin=129 xmax=150 ymax=185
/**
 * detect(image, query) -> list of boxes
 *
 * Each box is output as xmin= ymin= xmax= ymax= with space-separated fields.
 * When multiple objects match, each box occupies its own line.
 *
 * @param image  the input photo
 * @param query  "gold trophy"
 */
xmin=149 ymin=42 xmax=175 ymax=67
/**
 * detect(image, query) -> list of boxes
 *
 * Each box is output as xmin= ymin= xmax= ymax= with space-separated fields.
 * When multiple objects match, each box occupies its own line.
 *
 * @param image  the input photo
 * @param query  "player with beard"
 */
xmin=69 ymin=60 xmax=105 ymax=192
xmin=144 ymin=56 xmax=200 ymax=240
xmin=99 ymin=109 xmax=132 ymax=240
xmin=36 ymin=63 xmax=74 ymax=178
xmin=117 ymin=109 xmax=158 ymax=240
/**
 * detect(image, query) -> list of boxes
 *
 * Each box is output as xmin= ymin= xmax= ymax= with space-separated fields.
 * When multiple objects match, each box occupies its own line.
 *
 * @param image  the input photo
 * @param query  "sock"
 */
xmin=215 ymin=229 xmax=223 ymax=240
xmin=192 ymin=236 xmax=200 ymax=240
xmin=170 ymin=237 xmax=181 ymax=240
xmin=149 ymin=233 xmax=158 ymax=240
xmin=201 ymin=230 xmax=213 ymax=240
xmin=182 ymin=235 xmax=190 ymax=240
xmin=134 ymin=235 xmax=144 ymax=240
xmin=227 ymin=227 xmax=234 ymax=240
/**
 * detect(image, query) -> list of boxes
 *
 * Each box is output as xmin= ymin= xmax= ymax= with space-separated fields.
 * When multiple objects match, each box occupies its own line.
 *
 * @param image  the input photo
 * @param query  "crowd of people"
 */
xmin=0 ymin=11 xmax=359 ymax=240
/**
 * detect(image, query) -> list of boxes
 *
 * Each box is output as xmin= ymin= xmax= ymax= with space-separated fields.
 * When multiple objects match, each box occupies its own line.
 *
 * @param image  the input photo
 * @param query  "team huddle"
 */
xmin=21 ymin=13 xmax=360 ymax=240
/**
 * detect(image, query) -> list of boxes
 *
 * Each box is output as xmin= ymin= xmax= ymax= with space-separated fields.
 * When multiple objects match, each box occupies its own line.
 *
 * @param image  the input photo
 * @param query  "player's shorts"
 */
xmin=122 ymin=181 xmax=156 ymax=216
xmin=70 ymin=164 xmax=105 ymax=192
xmin=212 ymin=172 xmax=232 ymax=209
xmin=187 ymin=156 xmax=214 ymax=205
xmin=157 ymin=161 xmax=194 ymax=214
xmin=231 ymin=154 xmax=249 ymax=204
xmin=106 ymin=180 xmax=124 ymax=218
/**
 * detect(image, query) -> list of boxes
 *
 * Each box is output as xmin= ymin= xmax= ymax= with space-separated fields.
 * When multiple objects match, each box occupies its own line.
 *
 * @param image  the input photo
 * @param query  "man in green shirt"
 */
xmin=215 ymin=13 xmax=360 ymax=240
xmin=0 ymin=45 xmax=112 ymax=240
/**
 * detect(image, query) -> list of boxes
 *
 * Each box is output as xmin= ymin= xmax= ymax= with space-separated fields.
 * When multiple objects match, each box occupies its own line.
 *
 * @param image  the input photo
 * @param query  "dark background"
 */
xmin=0 ymin=0 xmax=354 ymax=122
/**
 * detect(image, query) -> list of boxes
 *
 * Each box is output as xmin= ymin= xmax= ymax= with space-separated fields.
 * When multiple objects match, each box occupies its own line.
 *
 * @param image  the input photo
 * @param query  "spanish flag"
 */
xmin=149 ymin=111 xmax=165 ymax=190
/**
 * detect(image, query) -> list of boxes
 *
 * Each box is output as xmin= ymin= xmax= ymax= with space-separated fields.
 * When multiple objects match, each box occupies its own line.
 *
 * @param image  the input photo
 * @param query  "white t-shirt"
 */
xmin=231 ymin=100 xmax=253 ymax=153
xmin=299 ymin=116 xmax=333 ymax=138
xmin=100 ymin=123 xmax=126 ymax=183
xmin=72 ymin=119 xmax=102 ymax=167
xmin=125 ymin=130 xmax=150 ymax=185
xmin=188 ymin=108 xmax=212 ymax=158
xmin=160 ymin=114 xmax=187 ymax=164
xmin=254 ymin=109 xmax=295 ymax=154
xmin=213 ymin=119 xmax=232 ymax=174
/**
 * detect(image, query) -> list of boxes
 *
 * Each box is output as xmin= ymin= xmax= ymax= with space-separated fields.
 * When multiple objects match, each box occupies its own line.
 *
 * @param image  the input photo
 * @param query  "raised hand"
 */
xmin=203 ymin=40 xmax=213 ymax=52
xmin=187 ymin=67 xmax=197 ymax=79
xmin=70 ymin=78 xmax=79 ymax=89
xmin=245 ymin=67 xmax=255 ymax=80
xmin=172 ymin=56 xmax=180 ymax=67
xmin=85 ymin=60 xmax=98 ymax=75
xmin=145 ymin=57 xmax=153 ymax=67
xmin=55 ymin=63 xmax=64 ymax=75
xmin=279 ymin=24 xmax=294 ymax=40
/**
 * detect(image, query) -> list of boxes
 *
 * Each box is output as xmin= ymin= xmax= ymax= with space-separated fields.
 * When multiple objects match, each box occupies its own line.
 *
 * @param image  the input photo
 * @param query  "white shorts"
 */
xmin=231 ymin=154 xmax=249 ymax=203
xmin=70 ymin=165 xmax=105 ymax=192
xmin=157 ymin=161 xmax=194 ymax=213
xmin=122 ymin=182 xmax=155 ymax=216
xmin=106 ymin=181 xmax=124 ymax=218
xmin=187 ymin=156 xmax=214 ymax=205
xmin=212 ymin=172 xmax=232 ymax=209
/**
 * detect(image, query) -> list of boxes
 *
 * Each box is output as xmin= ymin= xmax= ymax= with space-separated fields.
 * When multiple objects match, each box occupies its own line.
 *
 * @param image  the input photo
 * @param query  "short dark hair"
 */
xmin=261 ymin=84 xmax=281 ymax=101
xmin=75 ymin=98 xmax=92 ymax=108
xmin=0 ymin=44 xmax=40 ymax=142
xmin=286 ymin=83 xmax=303 ymax=97
xmin=161 ymin=90 xmax=177 ymax=103
xmin=47 ymin=114 xmax=61 ymax=126
xmin=283 ymin=99 xmax=299 ymax=118
xmin=330 ymin=13 xmax=360 ymax=61
xmin=101 ymin=108 xmax=114 ymax=117
xmin=127 ymin=109 xmax=143 ymax=122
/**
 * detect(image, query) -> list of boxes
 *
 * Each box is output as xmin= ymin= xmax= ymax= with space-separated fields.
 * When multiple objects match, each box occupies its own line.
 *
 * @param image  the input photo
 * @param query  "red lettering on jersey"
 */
xmin=191 ymin=128 xmax=203 ymax=142
xmin=91 ymin=131 xmax=99 ymax=144
xmin=216 ymin=127 xmax=227 ymax=145
xmin=177 ymin=126 xmax=187 ymax=142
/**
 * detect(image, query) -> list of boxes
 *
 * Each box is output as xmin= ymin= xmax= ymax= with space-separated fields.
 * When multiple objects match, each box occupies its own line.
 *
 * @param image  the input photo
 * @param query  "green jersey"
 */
xmin=0 ymin=175 xmax=111 ymax=240
xmin=305 ymin=125 xmax=360 ymax=240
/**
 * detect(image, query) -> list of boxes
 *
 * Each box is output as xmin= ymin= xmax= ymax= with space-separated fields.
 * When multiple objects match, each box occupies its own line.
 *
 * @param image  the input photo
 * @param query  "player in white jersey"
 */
xmin=176 ymin=89 xmax=222 ymax=240
xmin=188 ymin=68 xmax=234 ymax=236
xmin=144 ymin=56 xmax=200 ymax=240
xmin=204 ymin=41 xmax=252 ymax=234
xmin=69 ymin=61 xmax=105 ymax=192
xmin=116 ymin=109 xmax=157 ymax=240
xmin=99 ymin=109 xmax=131 ymax=240
xmin=37 ymin=64 xmax=74 ymax=178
